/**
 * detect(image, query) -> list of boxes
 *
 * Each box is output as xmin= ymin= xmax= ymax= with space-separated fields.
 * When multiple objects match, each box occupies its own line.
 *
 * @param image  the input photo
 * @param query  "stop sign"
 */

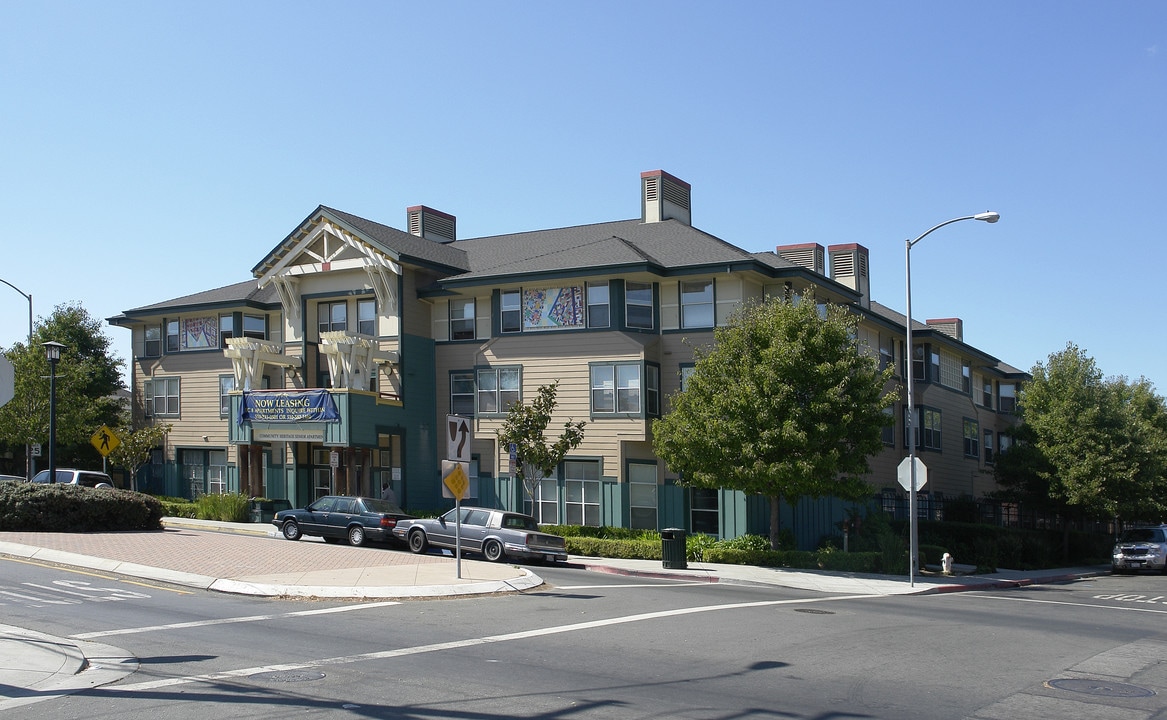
xmin=0 ymin=355 xmax=13 ymax=409
xmin=897 ymin=456 xmax=928 ymax=492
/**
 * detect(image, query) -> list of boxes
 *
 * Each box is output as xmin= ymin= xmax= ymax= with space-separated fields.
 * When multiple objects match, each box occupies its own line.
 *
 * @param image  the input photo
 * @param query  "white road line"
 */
xmin=553 ymin=582 xmax=713 ymax=589
xmin=111 ymin=593 xmax=881 ymax=692
xmin=974 ymin=594 xmax=1167 ymax=615
xmin=70 ymin=600 xmax=402 ymax=639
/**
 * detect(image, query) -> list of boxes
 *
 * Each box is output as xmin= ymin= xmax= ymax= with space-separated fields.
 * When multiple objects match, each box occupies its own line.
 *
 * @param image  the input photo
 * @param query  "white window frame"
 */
xmin=243 ymin=313 xmax=266 ymax=340
xmin=357 ymin=299 xmax=376 ymax=336
xmin=590 ymin=363 xmax=643 ymax=415
xmin=501 ymin=291 xmax=521 ymax=333
xmin=628 ymin=462 xmax=658 ymax=530
xmin=166 ymin=319 xmax=180 ymax=352
xmin=450 ymin=298 xmax=476 ymax=340
xmin=318 ymin=301 xmax=347 ymax=335
xmin=451 ymin=371 xmax=475 ymax=416
xmin=963 ymin=418 xmax=979 ymax=458
xmin=587 ymin=282 xmax=610 ymax=328
xmin=564 ymin=460 xmax=600 ymax=527
xmin=219 ymin=314 xmax=234 ymax=349
xmin=146 ymin=377 xmax=180 ymax=417
xmin=144 ymin=325 xmax=161 ymax=357
xmin=219 ymin=375 xmax=235 ymax=417
xmin=625 ymin=282 xmax=653 ymax=330
xmin=477 ymin=366 xmax=521 ymax=415
xmin=680 ymin=279 xmax=714 ymax=329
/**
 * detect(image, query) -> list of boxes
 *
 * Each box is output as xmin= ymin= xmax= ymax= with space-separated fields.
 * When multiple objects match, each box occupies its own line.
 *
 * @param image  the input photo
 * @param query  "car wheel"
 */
xmin=348 ymin=526 xmax=366 ymax=547
xmin=408 ymin=529 xmax=428 ymax=554
xmin=483 ymin=539 xmax=505 ymax=562
xmin=282 ymin=520 xmax=301 ymax=541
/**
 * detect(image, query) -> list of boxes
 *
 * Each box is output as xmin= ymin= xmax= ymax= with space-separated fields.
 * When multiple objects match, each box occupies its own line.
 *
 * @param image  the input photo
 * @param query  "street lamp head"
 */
xmin=974 ymin=211 xmax=1000 ymax=224
xmin=42 ymin=340 xmax=66 ymax=363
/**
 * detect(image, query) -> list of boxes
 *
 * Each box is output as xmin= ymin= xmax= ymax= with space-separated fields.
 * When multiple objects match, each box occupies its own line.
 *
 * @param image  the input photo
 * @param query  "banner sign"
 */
xmin=238 ymin=390 xmax=340 ymax=424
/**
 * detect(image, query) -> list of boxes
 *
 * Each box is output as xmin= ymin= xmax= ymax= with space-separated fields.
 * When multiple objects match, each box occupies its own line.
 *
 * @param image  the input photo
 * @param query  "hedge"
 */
xmin=0 ymin=482 xmax=164 ymax=532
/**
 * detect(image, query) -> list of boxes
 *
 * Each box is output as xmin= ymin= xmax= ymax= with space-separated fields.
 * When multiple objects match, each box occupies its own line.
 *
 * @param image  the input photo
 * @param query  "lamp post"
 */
xmin=43 ymin=341 xmax=66 ymax=483
xmin=905 ymin=211 xmax=999 ymax=586
xmin=1 ymin=277 xmax=32 ymax=479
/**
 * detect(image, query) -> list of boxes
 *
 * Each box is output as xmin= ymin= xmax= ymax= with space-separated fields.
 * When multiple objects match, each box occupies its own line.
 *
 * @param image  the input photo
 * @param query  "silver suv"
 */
xmin=30 ymin=469 xmax=114 ymax=489
xmin=1112 ymin=525 xmax=1167 ymax=574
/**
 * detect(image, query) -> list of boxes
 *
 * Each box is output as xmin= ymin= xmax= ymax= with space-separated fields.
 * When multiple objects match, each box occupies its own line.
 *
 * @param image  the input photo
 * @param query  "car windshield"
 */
xmin=1120 ymin=528 xmax=1166 ymax=543
xmin=362 ymin=498 xmax=404 ymax=514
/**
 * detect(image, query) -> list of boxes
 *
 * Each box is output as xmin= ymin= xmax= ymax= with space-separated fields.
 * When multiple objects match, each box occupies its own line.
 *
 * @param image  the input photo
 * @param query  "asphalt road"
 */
xmin=4 ymin=557 xmax=1166 ymax=719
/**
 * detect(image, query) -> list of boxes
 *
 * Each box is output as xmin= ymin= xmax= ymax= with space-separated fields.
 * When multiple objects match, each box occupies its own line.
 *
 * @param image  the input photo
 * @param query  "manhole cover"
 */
xmin=793 ymin=608 xmax=835 ymax=615
xmin=250 ymin=670 xmax=326 ymax=683
xmin=1046 ymin=678 xmax=1155 ymax=698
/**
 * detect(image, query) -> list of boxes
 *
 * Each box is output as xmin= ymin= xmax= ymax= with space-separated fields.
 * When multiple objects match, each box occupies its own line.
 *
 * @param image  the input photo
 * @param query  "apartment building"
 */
xmin=109 ymin=170 xmax=1026 ymax=546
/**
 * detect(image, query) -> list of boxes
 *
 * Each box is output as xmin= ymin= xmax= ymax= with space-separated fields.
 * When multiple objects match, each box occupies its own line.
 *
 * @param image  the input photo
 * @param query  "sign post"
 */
xmin=90 ymin=425 xmax=121 ymax=473
xmin=442 ymin=461 xmax=471 ymax=578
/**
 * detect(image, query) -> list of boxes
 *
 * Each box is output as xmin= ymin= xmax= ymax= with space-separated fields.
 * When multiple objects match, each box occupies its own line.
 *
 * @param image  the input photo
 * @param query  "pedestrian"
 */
xmin=381 ymin=481 xmax=397 ymax=506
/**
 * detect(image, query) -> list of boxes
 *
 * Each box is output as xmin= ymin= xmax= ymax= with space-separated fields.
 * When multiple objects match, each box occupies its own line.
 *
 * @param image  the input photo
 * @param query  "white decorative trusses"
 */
xmin=256 ymin=216 xmax=402 ymax=322
xmin=224 ymin=338 xmax=299 ymax=391
xmin=318 ymin=331 xmax=399 ymax=391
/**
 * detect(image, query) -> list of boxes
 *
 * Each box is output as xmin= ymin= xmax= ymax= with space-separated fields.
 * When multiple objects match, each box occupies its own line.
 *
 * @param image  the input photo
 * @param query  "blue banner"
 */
xmin=238 ymin=389 xmax=340 ymax=424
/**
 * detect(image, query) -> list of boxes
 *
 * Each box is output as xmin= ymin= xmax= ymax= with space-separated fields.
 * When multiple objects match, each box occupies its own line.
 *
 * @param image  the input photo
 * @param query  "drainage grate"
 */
xmin=250 ymin=670 xmax=326 ymax=683
xmin=1046 ymin=678 xmax=1155 ymax=698
xmin=793 ymin=608 xmax=835 ymax=615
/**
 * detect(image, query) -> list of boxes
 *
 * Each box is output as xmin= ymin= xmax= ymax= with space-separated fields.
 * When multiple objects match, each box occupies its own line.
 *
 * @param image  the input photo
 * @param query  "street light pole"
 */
xmin=0 ymin=277 xmax=33 ymax=479
xmin=43 ymin=341 xmax=66 ymax=483
xmin=905 ymin=211 xmax=998 ymax=586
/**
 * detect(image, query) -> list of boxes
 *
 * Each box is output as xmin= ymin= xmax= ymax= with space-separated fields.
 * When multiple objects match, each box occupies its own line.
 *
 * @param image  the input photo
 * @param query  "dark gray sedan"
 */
xmin=393 ymin=506 xmax=568 ymax=562
xmin=273 ymin=496 xmax=414 ymax=547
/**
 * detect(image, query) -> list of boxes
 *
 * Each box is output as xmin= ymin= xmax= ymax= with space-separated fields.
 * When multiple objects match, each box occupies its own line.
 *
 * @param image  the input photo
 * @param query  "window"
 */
xmin=625 ymin=282 xmax=653 ymax=329
xmin=982 ymin=379 xmax=993 ymax=408
xmin=878 ymin=335 xmax=895 ymax=374
xmin=681 ymin=280 xmax=714 ymax=329
xmin=145 ymin=377 xmax=180 ymax=417
xmin=984 ymin=429 xmax=995 ymax=464
xmin=629 ymin=462 xmax=658 ymax=530
xmin=930 ymin=350 xmax=941 ymax=384
xmin=501 ymin=291 xmax=521 ymax=333
xmin=243 ymin=314 xmax=266 ymax=340
xmin=963 ymin=418 xmax=979 ymax=458
xmin=144 ymin=325 xmax=161 ymax=357
xmin=219 ymin=375 xmax=235 ymax=417
xmin=591 ymin=363 xmax=643 ymax=414
xmin=357 ymin=300 xmax=375 ymax=336
xmin=219 ymin=314 xmax=234 ymax=348
xmin=680 ymin=365 xmax=696 ymax=391
xmin=208 ymin=450 xmax=227 ymax=495
xmin=999 ymin=383 xmax=1017 ymax=413
xmin=646 ymin=365 xmax=660 ymax=416
xmin=166 ymin=320 xmax=180 ymax=352
xmin=999 ymin=432 xmax=1012 ymax=455
xmin=477 ymin=367 xmax=520 ymax=414
xmin=691 ymin=487 xmax=720 ymax=534
xmin=912 ymin=345 xmax=925 ymax=381
xmin=882 ymin=406 xmax=895 ymax=446
xmin=318 ymin=301 xmax=347 ymax=334
xmin=906 ymin=406 xmax=941 ymax=451
xmin=587 ymin=282 xmax=610 ymax=328
xmin=564 ymin=460 xmax=600 ymax=526
xmin=962 ymin=361 xmax=971 ymax=394
xmin=530 ymin=477 xmax=558 ymax=524
xmin=451 ymin=372 xmax=475 ymax=416
xmin=937 ymin=351 xmax=963 ymax=390
xmin=450 ymin=298 xmax=475 ymax=340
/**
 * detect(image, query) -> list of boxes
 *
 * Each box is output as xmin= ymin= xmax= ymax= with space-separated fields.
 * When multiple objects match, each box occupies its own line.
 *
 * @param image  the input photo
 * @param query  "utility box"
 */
xmin=661 ymin=528 xmax=688 ymax=569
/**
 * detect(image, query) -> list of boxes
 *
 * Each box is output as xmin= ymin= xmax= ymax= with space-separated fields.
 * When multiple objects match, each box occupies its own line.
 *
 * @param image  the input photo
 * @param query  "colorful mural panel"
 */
xmin=522 ymin=287 xmax=584 ymax=330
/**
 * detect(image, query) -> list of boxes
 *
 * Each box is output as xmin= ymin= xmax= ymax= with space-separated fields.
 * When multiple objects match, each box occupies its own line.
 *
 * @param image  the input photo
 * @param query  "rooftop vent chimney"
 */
xmin=641 ymin=170 xmax=691 ymax=225
xmin=927 ymin=318 xmax=963 ymax=342
xmin=776 ymin=243 xmax=826 ymax=275
xmin=407 ymin=205 xmax=457 ymax=243
xmin=828 ymin=243 xmax=871 ymax=308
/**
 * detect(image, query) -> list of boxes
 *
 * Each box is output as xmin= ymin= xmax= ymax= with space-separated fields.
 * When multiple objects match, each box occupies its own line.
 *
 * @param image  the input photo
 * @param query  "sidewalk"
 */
xmin=0 ymin=518 xmax=1108 ymax=709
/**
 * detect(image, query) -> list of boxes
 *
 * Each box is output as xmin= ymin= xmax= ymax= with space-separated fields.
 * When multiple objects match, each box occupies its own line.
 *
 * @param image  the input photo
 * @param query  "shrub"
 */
xmin=154 ymin=496 xmax=198 ymax=518
xmin=686 ymin=532 xmax=719 ymax=561
xmin=0 ymin=482 xmax=164 ymax=531
xmin=195 ymin=492 xmax=251 ymax=522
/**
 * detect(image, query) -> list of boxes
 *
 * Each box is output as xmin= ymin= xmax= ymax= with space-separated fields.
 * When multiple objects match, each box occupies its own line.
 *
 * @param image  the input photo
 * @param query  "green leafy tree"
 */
xmin=0 ymin=303 xmax=126 ymax=471
xmin=497 ymin=381 xmax=586 ymax=515
xmin=652 ymin=295 xmax=894 ymax=549
xmin=109 ymin=423 xmax=172 ymax=492
xmin=1006 ymin=343 xmax=1167 ymax=524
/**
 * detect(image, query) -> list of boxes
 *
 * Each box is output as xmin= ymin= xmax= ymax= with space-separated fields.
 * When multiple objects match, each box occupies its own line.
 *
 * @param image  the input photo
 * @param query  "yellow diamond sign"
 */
xmin=91 ymin=425 xmax=121 ymax=457
xmin=442 ymin=461 xmax=470 ymax=501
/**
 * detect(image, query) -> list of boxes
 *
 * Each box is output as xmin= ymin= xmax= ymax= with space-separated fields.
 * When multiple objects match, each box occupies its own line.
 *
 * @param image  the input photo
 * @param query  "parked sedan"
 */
xmin=394 ymin=506 xmax=568 ymax=563
xmin=273 ymin=496 xmax=414 ymax=547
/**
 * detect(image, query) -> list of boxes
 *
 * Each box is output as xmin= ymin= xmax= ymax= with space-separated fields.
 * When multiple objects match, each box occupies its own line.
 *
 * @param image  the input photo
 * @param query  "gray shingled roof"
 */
xmin=321 ymin=206 xmax=469 ymax=273
xmin=118 ymin=279 xmax=279 ymax=315
xmin=447 ymin=218 xmax=774 ymax=281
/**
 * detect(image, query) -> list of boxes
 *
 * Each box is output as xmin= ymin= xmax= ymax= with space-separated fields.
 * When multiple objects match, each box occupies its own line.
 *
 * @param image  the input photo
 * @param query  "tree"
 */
xmin=1003 ymin=342 xmax=1167 ymax=524
xmin=0 ymin=303 xmax=126 ymax=471
xmin=652 ymin=295 xmax=894 ymax=549
xmin=109 ymin=423 xmax=172 ymax=492
xmin=497 ymin=382 xmax=586 ymax=516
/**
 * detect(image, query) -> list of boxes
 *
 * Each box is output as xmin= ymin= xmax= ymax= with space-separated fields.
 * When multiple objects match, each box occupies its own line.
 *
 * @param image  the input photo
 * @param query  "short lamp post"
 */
xmin=905 ymin=212 xmax=999 ymax=586
xmin=43 ymin=341 xmax=66 ymax=483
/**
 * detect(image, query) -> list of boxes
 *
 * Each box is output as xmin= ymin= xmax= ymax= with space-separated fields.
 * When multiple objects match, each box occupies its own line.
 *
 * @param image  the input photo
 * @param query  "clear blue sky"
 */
xmin=2 ymin=2 xmax=1164 ymax=390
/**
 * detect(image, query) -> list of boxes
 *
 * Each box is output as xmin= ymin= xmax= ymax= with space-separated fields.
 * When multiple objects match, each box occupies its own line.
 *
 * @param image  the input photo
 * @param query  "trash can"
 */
xmin=661 ymin=528 xmax=688 ymax=569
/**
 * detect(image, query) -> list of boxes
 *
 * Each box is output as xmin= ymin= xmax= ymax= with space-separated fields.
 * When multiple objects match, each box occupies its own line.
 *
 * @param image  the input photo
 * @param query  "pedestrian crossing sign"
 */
xmin=91 ymin=425 xmax=120 ymax=457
